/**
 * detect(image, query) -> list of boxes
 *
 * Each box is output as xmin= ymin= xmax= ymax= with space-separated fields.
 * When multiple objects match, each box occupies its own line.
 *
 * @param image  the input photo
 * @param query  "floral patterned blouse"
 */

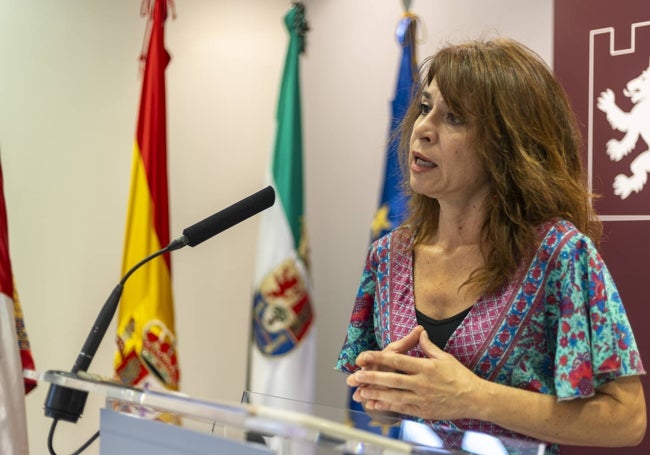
xmin=336 ymin=219 xmax=645 ymax=454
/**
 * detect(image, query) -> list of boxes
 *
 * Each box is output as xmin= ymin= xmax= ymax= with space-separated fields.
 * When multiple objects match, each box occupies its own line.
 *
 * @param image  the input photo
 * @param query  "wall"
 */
xmin=0 ymin=0 xmax=552 ymax=453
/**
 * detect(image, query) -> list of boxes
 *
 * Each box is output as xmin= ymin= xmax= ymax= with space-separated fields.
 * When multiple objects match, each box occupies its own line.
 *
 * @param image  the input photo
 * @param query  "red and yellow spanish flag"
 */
xmin=114 ymin=0 xmax=179 ymax=394
xmin=0 ymin=158 xmax=36 ymax=453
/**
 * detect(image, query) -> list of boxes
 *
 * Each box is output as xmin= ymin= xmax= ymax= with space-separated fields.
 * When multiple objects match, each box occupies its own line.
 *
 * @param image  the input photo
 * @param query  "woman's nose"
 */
xmin=413 ymin=117 xmax=436 ymax=143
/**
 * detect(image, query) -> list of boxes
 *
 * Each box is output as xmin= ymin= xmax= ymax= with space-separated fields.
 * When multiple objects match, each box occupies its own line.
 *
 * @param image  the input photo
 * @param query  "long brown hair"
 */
xmin=398 ymin=37 xmax=602 ymax=295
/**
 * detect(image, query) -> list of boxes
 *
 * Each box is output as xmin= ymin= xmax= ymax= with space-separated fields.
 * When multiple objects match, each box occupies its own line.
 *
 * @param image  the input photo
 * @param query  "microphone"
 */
xmin=182 ymin=185 xmax=275 ymax=247
xmin=44 ymin=186 xmax=275 ymax=423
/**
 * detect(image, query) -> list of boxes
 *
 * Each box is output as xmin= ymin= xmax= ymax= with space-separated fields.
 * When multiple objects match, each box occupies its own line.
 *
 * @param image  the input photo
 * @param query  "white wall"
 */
xmin=0 ymin=0 xmax=551 ymax=453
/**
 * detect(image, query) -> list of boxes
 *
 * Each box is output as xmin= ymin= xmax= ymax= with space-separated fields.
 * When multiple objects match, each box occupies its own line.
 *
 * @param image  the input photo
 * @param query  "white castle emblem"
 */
xmin=597 ymin=63 xmax=650 ymax=199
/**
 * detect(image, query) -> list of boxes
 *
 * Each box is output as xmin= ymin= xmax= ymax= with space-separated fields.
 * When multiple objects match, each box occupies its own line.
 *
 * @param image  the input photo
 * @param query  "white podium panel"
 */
xmin=100 ymin=408 xmax=272 ymax=455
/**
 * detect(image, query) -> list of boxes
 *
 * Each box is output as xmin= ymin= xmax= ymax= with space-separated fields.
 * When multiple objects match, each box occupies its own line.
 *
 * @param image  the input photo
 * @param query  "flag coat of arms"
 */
xmin=248 ymin=3 xmax=316 ymax=404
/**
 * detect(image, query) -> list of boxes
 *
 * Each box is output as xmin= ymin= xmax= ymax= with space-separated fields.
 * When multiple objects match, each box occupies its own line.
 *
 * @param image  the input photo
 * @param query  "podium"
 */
xmin=37 ymin=369 xmax=546 ymax=455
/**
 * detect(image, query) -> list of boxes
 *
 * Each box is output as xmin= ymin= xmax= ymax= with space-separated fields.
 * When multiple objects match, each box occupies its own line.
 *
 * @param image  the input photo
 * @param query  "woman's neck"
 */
xmin=429 ymin=196 xmax=490 ymax=251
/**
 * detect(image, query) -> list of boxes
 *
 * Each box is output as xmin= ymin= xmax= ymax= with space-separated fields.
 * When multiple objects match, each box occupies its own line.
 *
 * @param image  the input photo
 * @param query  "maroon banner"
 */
xmin=554 ymin=1 xmax=649 ymax=454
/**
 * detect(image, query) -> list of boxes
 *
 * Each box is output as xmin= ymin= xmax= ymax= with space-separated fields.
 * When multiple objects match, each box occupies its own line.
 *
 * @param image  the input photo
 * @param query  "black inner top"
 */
xmin=415 ymin=306 xmax=472 ymax=349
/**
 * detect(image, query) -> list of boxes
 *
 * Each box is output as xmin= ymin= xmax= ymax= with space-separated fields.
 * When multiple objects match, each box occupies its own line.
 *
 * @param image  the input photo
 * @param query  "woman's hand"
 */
xmin=347 ymin=326 xmax=486 ymax=421
xmin=346 ymin=325 xmax=423 ymax=424
xmin=347 ymin=325 xmax=424 ymax=384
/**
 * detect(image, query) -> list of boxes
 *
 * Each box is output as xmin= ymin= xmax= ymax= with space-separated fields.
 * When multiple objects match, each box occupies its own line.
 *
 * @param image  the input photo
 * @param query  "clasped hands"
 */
xmin=347 ymin=325 xmax=485 ymax=421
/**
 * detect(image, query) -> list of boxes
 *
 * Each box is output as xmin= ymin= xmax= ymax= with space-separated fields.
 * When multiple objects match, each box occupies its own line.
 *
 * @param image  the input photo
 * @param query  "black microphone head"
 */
xmin=182 ymin=186 xmax=275 ymax=247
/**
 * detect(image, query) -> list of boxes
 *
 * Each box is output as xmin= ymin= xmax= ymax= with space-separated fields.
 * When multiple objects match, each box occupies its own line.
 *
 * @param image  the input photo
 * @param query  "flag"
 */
xmin=347 ymin=11 xmax=418 ymax=438
xmin=370 ymin=13 xmax=416 ymax=242
xmin=248 ymin=3 xmax=316 ymax=406
xmin=114 ymin=0 xmax=179 ymax=401
xmin=0 ymin=157 xmax=36 ymax=454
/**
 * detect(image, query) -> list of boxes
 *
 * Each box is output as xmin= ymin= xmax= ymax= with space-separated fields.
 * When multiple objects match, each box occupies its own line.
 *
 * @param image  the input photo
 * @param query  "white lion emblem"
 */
xmin=597 ymin=64 xmax=650 ymax=200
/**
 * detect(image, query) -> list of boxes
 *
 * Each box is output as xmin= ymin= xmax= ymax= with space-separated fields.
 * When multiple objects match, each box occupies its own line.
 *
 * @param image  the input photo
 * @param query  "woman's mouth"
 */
xmin=413 ymin=153 xmax=437 ymax=168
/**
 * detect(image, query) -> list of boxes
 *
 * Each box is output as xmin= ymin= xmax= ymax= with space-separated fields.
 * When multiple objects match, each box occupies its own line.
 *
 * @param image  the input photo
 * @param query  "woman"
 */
xmin=335 ymin=38 xmax=646 ymax=453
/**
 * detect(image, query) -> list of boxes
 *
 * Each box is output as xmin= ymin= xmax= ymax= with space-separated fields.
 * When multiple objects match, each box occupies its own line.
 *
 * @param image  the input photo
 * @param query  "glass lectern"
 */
xmin=35 ymin=369 xmax=546 ymax=455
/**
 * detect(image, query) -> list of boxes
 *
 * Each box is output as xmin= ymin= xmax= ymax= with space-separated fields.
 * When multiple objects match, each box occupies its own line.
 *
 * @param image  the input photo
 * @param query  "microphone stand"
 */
xmin=44 ymin=236 xmax=188 ymax=453
xmin=43 ymin=185 xmax=274 ymax=453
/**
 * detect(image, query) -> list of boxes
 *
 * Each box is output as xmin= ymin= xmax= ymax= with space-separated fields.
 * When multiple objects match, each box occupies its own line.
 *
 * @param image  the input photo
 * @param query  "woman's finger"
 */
xmin=386 ymin=325 xmax=424 ymax=354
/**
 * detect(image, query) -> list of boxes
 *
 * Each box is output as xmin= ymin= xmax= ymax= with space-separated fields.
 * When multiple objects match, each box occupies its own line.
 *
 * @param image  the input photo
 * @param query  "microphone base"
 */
xmin=44 ymin=383 xmax=89 ymax=423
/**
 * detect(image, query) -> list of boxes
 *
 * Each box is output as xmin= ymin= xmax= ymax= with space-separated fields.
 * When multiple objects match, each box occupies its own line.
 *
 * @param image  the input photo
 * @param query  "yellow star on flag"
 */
xmin=371 ymin=204 xmax=392 ymax=240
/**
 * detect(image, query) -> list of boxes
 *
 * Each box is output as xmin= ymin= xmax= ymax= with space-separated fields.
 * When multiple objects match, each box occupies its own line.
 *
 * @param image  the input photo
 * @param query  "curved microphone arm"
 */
xmin=43 ymin=185 xmax=274 ymax=424
xmin=44 ymin=238 xmax=186 ymax=423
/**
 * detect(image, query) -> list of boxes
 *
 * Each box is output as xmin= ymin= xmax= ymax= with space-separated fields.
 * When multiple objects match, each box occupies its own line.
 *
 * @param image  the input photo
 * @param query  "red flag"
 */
xmin=0 ymin=157 xmax=36 ymax=453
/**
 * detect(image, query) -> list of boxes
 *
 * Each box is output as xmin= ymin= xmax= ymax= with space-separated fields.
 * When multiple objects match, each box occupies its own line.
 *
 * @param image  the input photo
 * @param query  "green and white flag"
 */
xmin=249 ymin=3 xmax=315 ymax=404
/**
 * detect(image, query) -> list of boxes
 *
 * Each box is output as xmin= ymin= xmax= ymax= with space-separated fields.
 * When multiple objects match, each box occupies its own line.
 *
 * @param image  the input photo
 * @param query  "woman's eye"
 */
xmin=445 ymin=112 xmax=463 ymax=125
xmin=419 ymin=103 xmax=432 ymax=116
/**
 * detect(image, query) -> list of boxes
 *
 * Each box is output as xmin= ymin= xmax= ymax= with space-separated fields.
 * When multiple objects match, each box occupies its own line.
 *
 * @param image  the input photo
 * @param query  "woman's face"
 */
xmin=408 ymin=79 xmax=490 ymax=207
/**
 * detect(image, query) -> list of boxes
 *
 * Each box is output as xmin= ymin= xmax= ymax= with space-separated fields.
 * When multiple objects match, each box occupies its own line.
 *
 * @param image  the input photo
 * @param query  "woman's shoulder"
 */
xmin=534 ymin=218 xmax=603 ymax=270
xmin=537 ymin=218 xmax=577 ymax=235
xmin=371 ymin=226 xmax=415 ymax=251
xmin=536 ymin=218 xmax=593 ymax=246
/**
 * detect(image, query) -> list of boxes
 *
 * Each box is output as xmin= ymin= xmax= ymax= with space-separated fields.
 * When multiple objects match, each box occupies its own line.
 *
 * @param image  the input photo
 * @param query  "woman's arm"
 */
xmin=474 ymin=374 xmax=646 ymax=446
xmin=349 ymin=327 xmax=647 ymax=447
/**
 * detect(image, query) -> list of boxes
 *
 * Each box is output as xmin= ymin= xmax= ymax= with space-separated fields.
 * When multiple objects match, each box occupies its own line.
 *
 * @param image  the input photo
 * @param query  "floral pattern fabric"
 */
xmin=335 ymin=220 xmax=644 ymax=454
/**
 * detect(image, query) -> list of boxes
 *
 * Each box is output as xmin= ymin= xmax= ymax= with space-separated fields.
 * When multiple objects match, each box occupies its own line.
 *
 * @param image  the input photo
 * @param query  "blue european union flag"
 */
xmin=370 ymin=14 xmax=417 ymax=241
